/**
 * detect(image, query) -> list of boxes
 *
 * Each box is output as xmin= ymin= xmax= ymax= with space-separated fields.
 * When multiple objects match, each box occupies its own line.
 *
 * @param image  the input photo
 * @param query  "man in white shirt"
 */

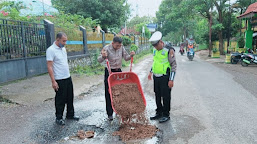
xmin=46 ymin=32 xmax=79 ymax=125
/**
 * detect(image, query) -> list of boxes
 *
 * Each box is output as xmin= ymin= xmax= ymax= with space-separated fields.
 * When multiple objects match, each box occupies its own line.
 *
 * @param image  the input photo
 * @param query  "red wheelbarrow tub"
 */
xmin=108 ymin=71 xmax=146 ymax=114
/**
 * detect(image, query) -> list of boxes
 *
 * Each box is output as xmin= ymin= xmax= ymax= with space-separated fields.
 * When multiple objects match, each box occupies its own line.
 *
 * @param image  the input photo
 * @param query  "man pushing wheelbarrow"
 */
xmin=98 ymin=36 xmax=136 ymax=121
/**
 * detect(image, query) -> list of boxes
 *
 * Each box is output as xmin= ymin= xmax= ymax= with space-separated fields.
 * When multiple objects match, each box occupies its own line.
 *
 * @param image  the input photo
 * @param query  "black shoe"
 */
xmin=150 ymin=114 xmax=162 ymax=120
xmin=108 ymin=115 xmax=113 ymax=121
xmin=66 ymin=116 xmax=80 ymax=121
xmin=159 ymin=116 xmax=170 ymax=123
xmin=56 ymin=119 xmax=65 ymax=125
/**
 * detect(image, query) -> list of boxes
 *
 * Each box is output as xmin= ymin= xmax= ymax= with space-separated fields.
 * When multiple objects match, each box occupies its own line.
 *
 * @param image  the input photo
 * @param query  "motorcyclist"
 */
xmin=179 ymin=43 xmax=185 ymax=54
xmin=187 ymin=43 xmax=194 ymax=57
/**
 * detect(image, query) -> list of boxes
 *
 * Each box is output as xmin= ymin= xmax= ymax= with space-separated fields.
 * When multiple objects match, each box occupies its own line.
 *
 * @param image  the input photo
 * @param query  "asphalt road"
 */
xmin=1 ymin=47 xmax=257 ymax=144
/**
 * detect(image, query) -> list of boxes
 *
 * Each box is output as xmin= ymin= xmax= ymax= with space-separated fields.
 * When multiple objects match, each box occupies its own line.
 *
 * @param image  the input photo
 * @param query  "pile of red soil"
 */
xmin=111 ymin=83 xmax=157 ymax=141
xmin=111 ymin=83 xmax=145 ymax=120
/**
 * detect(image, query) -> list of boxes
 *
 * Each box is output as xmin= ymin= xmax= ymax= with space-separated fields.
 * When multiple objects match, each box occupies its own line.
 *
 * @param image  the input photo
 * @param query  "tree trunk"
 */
xmin=219 ymin=31 xmax=224 ymax=55
xmin=214 ymin=1 xmax=224 ymax=55
xmin=218 ymin=10 xmax=224 ymax=55
xmin=208 ymin=14 xmax=212 ymax=57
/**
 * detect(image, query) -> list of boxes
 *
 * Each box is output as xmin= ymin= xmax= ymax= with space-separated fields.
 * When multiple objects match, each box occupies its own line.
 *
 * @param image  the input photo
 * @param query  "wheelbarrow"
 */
xmin=106 ymin=57 xmax=146 ymax=117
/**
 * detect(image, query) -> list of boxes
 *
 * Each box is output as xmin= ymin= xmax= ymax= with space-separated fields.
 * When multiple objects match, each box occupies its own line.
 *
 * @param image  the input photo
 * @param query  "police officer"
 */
xmin=148 ymin=31 xmax=177 ymax=123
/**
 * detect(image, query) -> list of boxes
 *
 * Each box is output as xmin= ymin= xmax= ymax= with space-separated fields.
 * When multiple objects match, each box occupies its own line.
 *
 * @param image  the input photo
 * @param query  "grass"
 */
xmin=198 ymin=44 xmax=208 ymax=50
xmin=122 ymin=48 xmax=152 ymax=67
xmin=72 ymin=64 xmax=105 ymax=75
xmin=0 ymin=96 xmax=14 ymax=104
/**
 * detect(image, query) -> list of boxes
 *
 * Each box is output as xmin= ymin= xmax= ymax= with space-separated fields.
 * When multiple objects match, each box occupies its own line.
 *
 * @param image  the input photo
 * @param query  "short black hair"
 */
xmin=113 ymin=36 xmax=122 ymax=43
xmin=56 ymin=32 xmax=67 ymax=39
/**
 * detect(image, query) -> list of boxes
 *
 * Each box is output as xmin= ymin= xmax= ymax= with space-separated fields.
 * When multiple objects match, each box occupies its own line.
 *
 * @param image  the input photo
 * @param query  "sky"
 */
xmin=33 ymin=0 xmax=162 ymax=18
xmin=127 ymin=0 xmax=162 ymax=18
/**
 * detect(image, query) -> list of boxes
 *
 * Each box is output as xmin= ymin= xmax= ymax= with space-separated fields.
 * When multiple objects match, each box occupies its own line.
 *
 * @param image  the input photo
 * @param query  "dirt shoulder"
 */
xmin=0 ymin=73 xmax=103 ymax=106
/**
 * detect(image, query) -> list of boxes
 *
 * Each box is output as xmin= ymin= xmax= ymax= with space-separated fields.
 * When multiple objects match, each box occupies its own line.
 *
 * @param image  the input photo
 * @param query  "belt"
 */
xmin=153 ymin=74 xmax=166 ymax=77
xmin=111 ymin=68 xmax=121 ymax=71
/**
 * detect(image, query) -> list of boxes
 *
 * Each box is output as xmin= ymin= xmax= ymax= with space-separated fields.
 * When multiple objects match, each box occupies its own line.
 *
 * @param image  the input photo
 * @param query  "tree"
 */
xmin=156 ymin=0 xmax=196 ymax=40
xmin=213 ymin=0 xmax=229 ymax=55
xmin=127 ymin=16 xmax=155 ymax=29
xmin=52 ymin=0 xmax=130 ymax=31
xmin=135 ymin=23 xmax=151 ymax=38
xmin=233 ymin=0 xmax=257 ymax=14
xmin=233 ymin=0 xmax=257 ymax=36
xmin=194 ymin=0 xmax=214 ymax=56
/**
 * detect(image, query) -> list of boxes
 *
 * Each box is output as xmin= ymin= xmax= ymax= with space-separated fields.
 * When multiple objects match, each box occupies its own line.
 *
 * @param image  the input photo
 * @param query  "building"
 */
xmin=237 ymin=2 xmax=257 ymax=51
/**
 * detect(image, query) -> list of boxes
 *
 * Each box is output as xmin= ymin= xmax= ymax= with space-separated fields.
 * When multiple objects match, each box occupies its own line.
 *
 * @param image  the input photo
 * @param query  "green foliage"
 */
xmin=72 ymin=51 xmax=105 ymax=75
xmin=122 ymin=47 xmax=152 ymax=66
xmin=44 ymin=11 xmax=99 ymax=30
xmin=212 ymin=48 xmax=218 ymax=53
xmin=109 ymin=27 xmax=121 ymax=34
xmin=122 ymin=36 xmax=131 ymax=46
xmin=156 ymin=0 xmax=197 ymax=39
xmin=52 ymin=0 xmax=130 ymax=31
xmin=72 ymin=65 xmax=105 ymax=75
xmin=198 ymin=44 xmax=208 ymax=50
xmin=212 ymin=23 xmax=224 ymax=31
xmin=0 ymin=96 xmax=14 ymax=104
xmin=130 ymin=44 xmax=138 ymax=52
xmin=194 ymin=18 xmax=209 ymax=44
xmin=135 ymin=23 xmax=151 ymax=38
xmin=0 ymin=1 xmax=98 ymax=30
xmin=237 ymin=36 xmax=245 ymax=48
xmin=233 ymin=0 xmax=257 ymax=14
xmin=127 ymin=16 xmax=156 ymax=28
xmin=163 ymin=31 xmax=182 ymax=45
xmin=156 ymin=0 xmax=250 ymax=51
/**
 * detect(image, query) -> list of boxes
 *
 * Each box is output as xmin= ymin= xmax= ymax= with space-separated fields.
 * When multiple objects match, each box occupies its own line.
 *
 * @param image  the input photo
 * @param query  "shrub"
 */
xmin=130 ymin=44 xmax=138 ymax=52
xmin=122 ymin=36 xmax=131 ymax=46
xmin=237 ymin=36 xmax=245 ymax=48
xmin=212 ymin=48 xmax=218 ymax=53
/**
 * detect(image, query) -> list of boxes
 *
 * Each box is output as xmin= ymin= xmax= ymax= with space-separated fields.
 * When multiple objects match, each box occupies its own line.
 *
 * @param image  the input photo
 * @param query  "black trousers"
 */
xmin=55 ymin=77 xmax=75 ymax=119
xmin=104 ymin=68 xmax=122 ymax=116
xmin=153 ymin=75 xmax=171 ymax=117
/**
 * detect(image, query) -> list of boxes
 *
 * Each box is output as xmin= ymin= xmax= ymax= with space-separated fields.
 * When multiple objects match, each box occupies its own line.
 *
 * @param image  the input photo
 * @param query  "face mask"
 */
xmin=59 ymin=42 xmax=64 ymax=48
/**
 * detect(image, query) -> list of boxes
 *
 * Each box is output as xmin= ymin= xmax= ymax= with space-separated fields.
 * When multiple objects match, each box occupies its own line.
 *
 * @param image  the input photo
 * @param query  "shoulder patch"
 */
xmin=169 ymin=49 xmax=175 ymax=57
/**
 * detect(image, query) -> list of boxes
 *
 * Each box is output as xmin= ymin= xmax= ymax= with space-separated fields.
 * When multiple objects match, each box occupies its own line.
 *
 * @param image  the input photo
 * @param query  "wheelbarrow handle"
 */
xmin=130 ymin=57 xmax=133 ymax=72
xmin=106 ymin=59 xmax=112 ymax=75
xmin=106 ymin=56 xmax=133 ymax=74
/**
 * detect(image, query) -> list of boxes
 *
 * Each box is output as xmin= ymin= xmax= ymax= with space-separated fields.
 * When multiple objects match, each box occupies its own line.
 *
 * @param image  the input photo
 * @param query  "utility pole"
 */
xmin=42 ymin=0 xmax=45 ymax=15
xmin=124 ymin=1 xmax=127 ymax=35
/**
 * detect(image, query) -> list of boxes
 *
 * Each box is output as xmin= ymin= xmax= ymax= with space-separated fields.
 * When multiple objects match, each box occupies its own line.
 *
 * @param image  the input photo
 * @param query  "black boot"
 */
xmin=150 ymin=113 xmax=162 ymax=120
xmin=159 ymin=116 xmax=170 ymax=123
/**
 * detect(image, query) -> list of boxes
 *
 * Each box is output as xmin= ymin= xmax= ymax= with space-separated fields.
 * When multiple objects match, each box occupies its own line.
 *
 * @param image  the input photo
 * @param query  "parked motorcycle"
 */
xmin=241 ymin=52 xmax=257 ymax=66
xmin=230 ymin=52 xmax=243 ymax=64
xmin=187 ymin=48 xmax=194 ymax=61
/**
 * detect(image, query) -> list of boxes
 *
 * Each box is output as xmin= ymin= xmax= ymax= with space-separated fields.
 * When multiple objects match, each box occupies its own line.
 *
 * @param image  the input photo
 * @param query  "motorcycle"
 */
xmin=230 ymin=52 xmax=243 ymax=64
xmin=187 ymin=48 xmax=194 ymax=61
xmin=241 ymin=52 xmax=257 ymax=67
xmin=179 ymin=47 xmax=185 ymax=55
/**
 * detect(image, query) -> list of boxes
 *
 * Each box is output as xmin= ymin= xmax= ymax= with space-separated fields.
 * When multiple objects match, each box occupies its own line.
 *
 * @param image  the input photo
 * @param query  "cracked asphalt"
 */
xmin=1 ymin=47 xmax=257 ymax=144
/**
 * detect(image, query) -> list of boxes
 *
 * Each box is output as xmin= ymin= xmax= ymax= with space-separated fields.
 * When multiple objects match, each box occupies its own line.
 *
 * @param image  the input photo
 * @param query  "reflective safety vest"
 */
xmin=152 ymin=48 xmax=171 ymax=74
